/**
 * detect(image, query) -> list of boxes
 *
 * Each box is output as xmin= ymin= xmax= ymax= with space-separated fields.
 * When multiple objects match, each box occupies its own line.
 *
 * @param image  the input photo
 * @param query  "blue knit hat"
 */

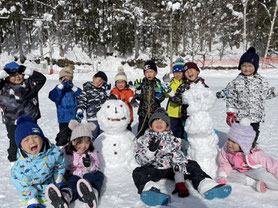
xmin=238 ymin=47 xmax=260 ymax=73
xmin=173 ymin=57 xmax=185 ymax=73
xmin=15 ymin=116 xmax=46 ymax=147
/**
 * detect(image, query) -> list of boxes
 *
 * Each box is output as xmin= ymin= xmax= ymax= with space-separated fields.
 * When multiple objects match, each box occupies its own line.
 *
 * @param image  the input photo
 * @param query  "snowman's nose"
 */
xmin=115 ymin=107 xmax=118 ymax=114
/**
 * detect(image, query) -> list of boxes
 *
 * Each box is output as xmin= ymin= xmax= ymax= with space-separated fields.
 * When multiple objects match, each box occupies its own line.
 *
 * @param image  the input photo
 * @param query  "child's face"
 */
xmin=21 ymin=135 xmax=43 ymax=155
xmin=226 ymin=138 xmax=241 ymax=153
xmin=144 ymin=69 xmax=157 ymax=81
xmin=93 ymin=76 xmax=105 ymax=88
xmin=241 ymin=62 xmax=255 ymax=76
xmin=184 ymin=68 xmax=199 ymax=82
xmin=59 ymin=75 xmax=73 ymax=83
xmin=116 ymin=80 xmax=126 ymax=90
xmin=72 ymin=137 xmax=91 ymax=154
xmin=174 ymin=71 xmax=183 ymax=81
xmin=8 ymin=73 xmax=24 ymax=85
xmin=149 ymin=119 xmax=170 ymax=132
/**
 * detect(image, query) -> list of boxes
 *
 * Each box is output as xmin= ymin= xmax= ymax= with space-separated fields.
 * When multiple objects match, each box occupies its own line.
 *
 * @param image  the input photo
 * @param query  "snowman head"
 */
xmin=97 ymin=100 xmax=130 ymax=134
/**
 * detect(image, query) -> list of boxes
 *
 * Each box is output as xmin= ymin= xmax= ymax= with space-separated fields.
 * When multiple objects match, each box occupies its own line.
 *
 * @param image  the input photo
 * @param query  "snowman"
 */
xmin=182 ymin=82 xmax=219 ymax=178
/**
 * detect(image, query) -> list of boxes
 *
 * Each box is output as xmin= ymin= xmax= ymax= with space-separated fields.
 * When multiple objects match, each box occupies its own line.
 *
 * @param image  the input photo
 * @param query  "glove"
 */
xmin=130 ymin=97 xmax=139 ymax=108
xmin=22 ymin=66 xmax=33 ymax=76
xmin=62 ymin=80 xmax=73 ymax=89
xmin=162 ymin=73 xmax=171 ymax=83
xmin=216 ymin=176 xmax=227 ymax=185
xmin=216 ymin=89 xmax=228 ymax=99
xmin=27 ymin=204 xmax=46 ymax=208
xmin=109 ymin=94 xmax=118 ymax=100
xmin=148 ymin=137 xmax=160 ymax=152
xmin=134 ymin=78 xmax=142 ymax=90
xmin=172 ymin=182 xmax=189 ymax=197
xmin=76 ymin=109 xmax=84 ymax=120
xmin=226 ymin=112 xmax=235 ymax=126
xmin=161 ymin=82 xmax=172 ymax=94
xmin=154 ymin=81 xmax=163 ymax=98
xmin=82 ymin=153 xmax=91 ymax=168
xmin=104 ymin=83 xmax=111 ymax=91
xmin=0 ymin=70 xmax=9 ymax=80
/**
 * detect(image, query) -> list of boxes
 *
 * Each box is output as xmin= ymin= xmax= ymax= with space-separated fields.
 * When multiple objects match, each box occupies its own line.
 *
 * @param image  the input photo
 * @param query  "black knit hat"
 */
xmin=94 ymin=71 xmax=108 ymax=82
xmin=144 ymin=60 xmax=157 ymax=72
xmin=238 ymin=47 xmax=260 ymax=73
xmin=148 ymin=108 xmax=170 ymax=127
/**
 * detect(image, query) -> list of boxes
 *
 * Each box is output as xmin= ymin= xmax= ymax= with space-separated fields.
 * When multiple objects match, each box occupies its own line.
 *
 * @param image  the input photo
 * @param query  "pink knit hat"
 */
xmin=227 ymin=118 xmax=256 ymax=155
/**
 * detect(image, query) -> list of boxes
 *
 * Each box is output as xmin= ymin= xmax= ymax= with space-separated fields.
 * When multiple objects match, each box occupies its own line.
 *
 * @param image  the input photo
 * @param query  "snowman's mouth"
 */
xmin=108 ymin=117 xmax=127 ymax=121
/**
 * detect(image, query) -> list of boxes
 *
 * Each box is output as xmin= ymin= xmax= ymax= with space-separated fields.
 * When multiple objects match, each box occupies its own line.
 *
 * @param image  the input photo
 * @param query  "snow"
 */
xmin=0 ymin=63 xmax=278 ymax=207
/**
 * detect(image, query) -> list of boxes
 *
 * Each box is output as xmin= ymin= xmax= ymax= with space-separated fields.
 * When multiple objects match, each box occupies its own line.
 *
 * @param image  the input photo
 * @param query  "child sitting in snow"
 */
xmin=76 ymin=71 xmax=110 ymax=139
xmin=46 ymin=120 xmax=104 ymax=208
xmin=0 ymin=62 xmax=46 ymax=163
xmin=49 ymin=65 xmax=81 ymax=146
xmin=10 ymin=116 xmax=65 ymax=208
xmin=217 ymin=118 xmax=278 ymax=193
xmin=110 ymin=66 xmax=135 ymax=131
xmin=132 ymin=108 xmax=231 ymax=207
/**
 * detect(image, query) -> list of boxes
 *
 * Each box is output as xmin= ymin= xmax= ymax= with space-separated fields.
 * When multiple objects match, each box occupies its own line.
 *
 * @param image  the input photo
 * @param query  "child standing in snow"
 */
xmin=221 ymin=47 xmax=277 ymax=147
xmin=0 ymin=62 xmax=46 ymax=163
xmin=132 ymin=60 xmax=165 ymax=138
xmin=216 ymin=118 xmax=278 ymax=193
xmin=49 ymin=65 xmax=81 ymax=146
xmin=133 ymin=108 xmax=231 ymax=206
xmin=110 ymin=67 xmax=135 ymax=131
xmin=76 ymin=71 xmax=109 ymax=139
xmin=10 ymin=116 xmax=65 ymax=208
xmin=46 ymin=120 xmax=104 ymax=208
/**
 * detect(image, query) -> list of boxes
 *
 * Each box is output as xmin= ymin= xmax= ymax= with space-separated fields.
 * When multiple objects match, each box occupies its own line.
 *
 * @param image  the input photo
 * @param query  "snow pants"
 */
xmin=137 ymin=116 xmax=150 ymax=138
xmin=6 ymin=124 xmax=17 ymax=162
xmin=228 ymin=168 xmax=278 ymax=190
xmin=170 ymin=117 xmax=184 ymax=139
xmin=251 ymin=122 xmax=260 ymax=147
xmin=132 ymin=160 xmax=211 ymax=194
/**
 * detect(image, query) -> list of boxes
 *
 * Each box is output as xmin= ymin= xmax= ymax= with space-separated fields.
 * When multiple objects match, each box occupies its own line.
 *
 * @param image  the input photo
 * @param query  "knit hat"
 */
xmin=184 ymin=62 xmax=200 ymax=72
xmin=94 ymin=71 xmax=108 ymax=83
xmin=238 ymin=47 xmax=260 ymax=73
xmin=115 ymin=66 xmax=127 ymax=82
xmin=227 ymin=118 xmax=256 ymax=155
xmin=4 ymin=62 xmax=26 ymax=75
xmin=144 ymin=60 xmax=157 ymax=72
xmin=15 ymin=116 xmax=46 ymax=147
xmin=68 ymin=120 xmax=96 ymax=141
xmin=148 ymin=108 xmax=171 ymax=127
xmin=173 ymin=57 xmax=185 ymax=73
xmin=59 ymin=65 xmax=75 ymax=79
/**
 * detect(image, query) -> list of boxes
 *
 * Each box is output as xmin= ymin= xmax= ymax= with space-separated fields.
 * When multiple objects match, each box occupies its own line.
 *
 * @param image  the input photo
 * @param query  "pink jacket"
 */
xmin=218 ymin=144 xmax=278 ymax=180
xmin=62 ymin=148 xmax=100 ymax=178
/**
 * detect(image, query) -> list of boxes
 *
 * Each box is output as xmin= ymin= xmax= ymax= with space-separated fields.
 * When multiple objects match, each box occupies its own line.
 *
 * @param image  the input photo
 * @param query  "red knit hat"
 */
xmin=184 ymin=62 xmax=200 ymax=72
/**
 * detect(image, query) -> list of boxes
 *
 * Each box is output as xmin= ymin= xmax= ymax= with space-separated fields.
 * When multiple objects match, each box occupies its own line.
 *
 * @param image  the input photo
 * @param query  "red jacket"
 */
xmin=111 ymin=87 xmax=135 ymax=122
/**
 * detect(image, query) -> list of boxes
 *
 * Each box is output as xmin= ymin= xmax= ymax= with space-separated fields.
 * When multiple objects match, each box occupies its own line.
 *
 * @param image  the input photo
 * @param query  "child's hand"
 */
xmin=161 ymin=82 xmax=172 ymax=94
xmin=172 ymin=182 xmax=189 ymax=197
xmin=134 ymin=79 xmax=142 ymax=90
xmin=130 ymin=97 xmax=139 ymax=108
xmin=0 ymin=70 xmax=9 ymax=80
xmin=154 ymin=82 xmax=164 ymax=98
xmin=27 ymin=204 xmax=46 ymax=208
xmin=82 ymin=153 xmax=91 ymax=168
xmin=62 ymin=80 xmax=73 ymax=89
xmin=162 ymin=73 xmax=171 ymax=83
xmin=226 ymin=112 xmax=235 ymax=126
xmin=216 ymin=176 xmax=227 ymax=184
xmin=76 ymin=109 xmax=84 ymax=120
xmin=216 ymin=89 xmax=228 ymax=99
xmin=148 ymin=137 xmax=160 ymax=152
xmin=103 ymin=83 xmax=111 ymax=91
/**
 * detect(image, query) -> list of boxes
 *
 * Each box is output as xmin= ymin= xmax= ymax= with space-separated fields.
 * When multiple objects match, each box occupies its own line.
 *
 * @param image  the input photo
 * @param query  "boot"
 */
xmin=140 ymin=187 xmax=171 ymax=207
xmin=46 ymin=184 xmax=70 ymax=208
xmin=77 ymin=179 xmax=98 ymax=208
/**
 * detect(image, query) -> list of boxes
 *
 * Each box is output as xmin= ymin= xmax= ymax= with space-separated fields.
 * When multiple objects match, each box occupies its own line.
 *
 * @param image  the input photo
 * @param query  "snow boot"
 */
xmin=77 ymin=179 xmax=97 ymax=208
xmin=204 ymin=184 xmax=232 ymax=200
xmin=46 ymin=184 xmax=69 ymax=208
xmin=255 ymin=181 xmax=267 ymax=193
xmin=140 ymin=187 xmax=171 ymax=206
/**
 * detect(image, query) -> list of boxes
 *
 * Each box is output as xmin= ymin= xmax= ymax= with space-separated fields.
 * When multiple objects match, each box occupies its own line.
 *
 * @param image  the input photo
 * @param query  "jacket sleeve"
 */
xmin=217 ymin=146 xmax=233 ymax=177
xmin=225 ymin=80 xmax=238 ymax=113
xmin=134 ymin=135 xmax=155 ymax=166
xmin=88 ymin=151 xmax=101 ymax=172
xmin=77 ymin=87 xmax=88 ymax=111
xmin=126 ymin=89 xmax=135 ymax=103
xmin=23 ymin=71 xmax=46 ymax=100
xmin=48 ymin=85 xmax=64 ymax=104
xmin=169 ymin=85 xmax=183 ymax=104
xmin=53 ymin=146 xmax=66 ymax=176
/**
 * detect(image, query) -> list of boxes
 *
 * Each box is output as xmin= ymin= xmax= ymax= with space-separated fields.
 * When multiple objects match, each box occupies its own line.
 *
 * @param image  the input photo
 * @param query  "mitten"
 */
xmin=104 ymin=83 xmax=111 ymax=91
xmin=134 ymin=78 xmax=142 ymax=90
xmin=82 ymin=153 xmax=91 ymax=168
xmin=22 ymin=67 xmax=33 ymax=76
xmin=76 ymin=109 xmax=84 ymax=120
xmin=148 ymin=137 xmax=160 ymax=152
xmin=62 ymin=80 xmax=73 ymax=89
xmin=0 ymin=70 xmax=9 ymax=80
xmin=154 ymin=81 xmax=163 ymax=98
xmin=226 ymin=112 xmax=235 ymax=126
xmin=216 ymin=89 xmax=228 ymax=99
xmin=172 ymin=182 xmax=189 ymax=197
xmin=216 ymin=176 xmax=227 ymax=185
xmin=161 ymin=82 xmax=172 ymax=94
xmin=130 ymin=97 xmax=139 ymax=108
xmin=27 ymin=204 xmax=46 ymax=208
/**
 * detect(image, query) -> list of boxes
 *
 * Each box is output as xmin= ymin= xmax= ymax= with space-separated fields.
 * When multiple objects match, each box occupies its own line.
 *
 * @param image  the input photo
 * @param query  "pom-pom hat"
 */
xmin=59 ymin=65 xmax=75 ymax=79
xmin=227 ymin=118 xmax=256 ymax=155
xmin=148 ymin=108 xmax=171 ymax=127
xmin=115 ymin=66 xmax=127 ymax=82
xmin=68 ymin=120 xmax=96 ymax=141
xmin=238 ymin=47 xmax=260 ymax=73
xmin=15 ymin=116 xmax=46 ymax=147
xmin=173 ymin=57 xmax=185 ymax=73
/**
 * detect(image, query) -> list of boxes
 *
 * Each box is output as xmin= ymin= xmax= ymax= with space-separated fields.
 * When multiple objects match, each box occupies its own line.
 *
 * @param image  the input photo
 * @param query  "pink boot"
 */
xmin=77 ymin=179 xmax=97 ymax=208
xmin=46 ymin=184 xmax=71 ymax=208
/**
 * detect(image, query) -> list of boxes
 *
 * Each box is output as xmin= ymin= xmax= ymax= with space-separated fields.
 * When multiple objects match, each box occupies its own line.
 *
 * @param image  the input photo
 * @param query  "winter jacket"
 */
xmin=0 ymin=71 xmax=46 ymax=125
xmin=218 ymin=144 xmax=278 ymax=180
xmin=49 ymin=85 xmax=81 ymax=123
xmin=135 ymin=129 xmax=188 ymax=174
xmin=62 ymin=148 xmax=100 ymax=178
xmin=10 ymin=140 xmax=65 ymax=201
xmin=164 ymin=78 xmax=184 ymax=118
xmin=135 ymin=77 xmax=165 ymax=118
xmin=111 ymin=87 xmax=135 ymax=122
xmin=225 ymin=73 xmax=277 ymax=123
xmin=77 ymin=81 xmax=107 ymax=121
xmin=170 ymin=77 xmax=208 ymax=120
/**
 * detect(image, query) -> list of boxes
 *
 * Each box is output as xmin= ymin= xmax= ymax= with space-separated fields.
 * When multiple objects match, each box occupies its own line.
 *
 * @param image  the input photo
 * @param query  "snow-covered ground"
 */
xmin=1 ymin=65 xmax=278 ymax=208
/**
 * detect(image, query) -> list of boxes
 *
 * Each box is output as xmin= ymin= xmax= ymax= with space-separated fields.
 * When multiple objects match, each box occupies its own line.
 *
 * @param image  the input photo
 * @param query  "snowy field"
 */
xmin=0 ymin=67 xmax=278 ymax=208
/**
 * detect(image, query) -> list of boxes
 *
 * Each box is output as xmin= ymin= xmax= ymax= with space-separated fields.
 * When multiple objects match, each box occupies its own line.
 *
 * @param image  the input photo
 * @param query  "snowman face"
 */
xmin=97 ymin=100 xmax=130 ymax=134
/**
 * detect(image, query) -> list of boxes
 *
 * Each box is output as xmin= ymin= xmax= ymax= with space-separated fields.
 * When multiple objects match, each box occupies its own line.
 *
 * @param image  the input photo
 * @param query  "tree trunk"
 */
xmin=38 ymin=26 xmax=44 ymax=63
xmin=242 ymin=0 xmax=249 ymax=52
xmin=134 ymin=15 xmax=139 ymax=59
xmin=14 ymin=20 xmax=25 ymax=63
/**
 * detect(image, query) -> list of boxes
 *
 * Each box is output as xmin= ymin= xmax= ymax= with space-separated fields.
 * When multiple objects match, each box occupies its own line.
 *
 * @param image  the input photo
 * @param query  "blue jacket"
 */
xmin=10 ymin=140 xmax=65 ymax=201
xmin=49 ymin=85 xmax=81 ymax=123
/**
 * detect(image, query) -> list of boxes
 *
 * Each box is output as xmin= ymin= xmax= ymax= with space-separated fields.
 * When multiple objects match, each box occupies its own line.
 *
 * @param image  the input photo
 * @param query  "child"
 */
xmin=110 ymin=67 xmax=135 ymax=131
xmin=0 ymin=62 xmax=46 ymax=163
xmin=216 ymin=118 xmax=278 ymax=193
xmin=76 ymin=71 xmax=109 ymax=139
xmin=10 ymin=116 xmax=65 ymax=208
xmin=46 ymin=120 xmax=104 ymax=208
xmin=133 ymin=60 xmax=165 ymax=138
xmin=49 ymin=65 xmax=81 ymax=146
xmin=163 ymin=57 xmax=185 ymax=139
xmin=223 ymin=47 xmax=277 ymax=147
xmin=133 ymin=108 xmax=231 ymax=206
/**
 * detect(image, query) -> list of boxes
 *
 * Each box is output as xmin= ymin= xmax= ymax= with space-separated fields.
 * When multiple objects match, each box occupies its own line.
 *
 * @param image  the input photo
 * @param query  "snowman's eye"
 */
xmin=107 ymin=105 xmax=110 ymax=108
xmin=120 ymin=105 xmax=123 ymax=107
